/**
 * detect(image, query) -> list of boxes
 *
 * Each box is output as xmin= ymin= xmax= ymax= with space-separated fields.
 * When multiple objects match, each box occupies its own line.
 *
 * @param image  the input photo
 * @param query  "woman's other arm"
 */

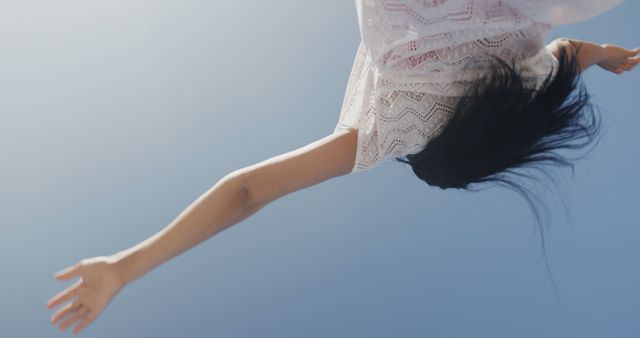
xmin=114 ymin=128 xmax=358 ymax=283
xmin=47 ymin=128 xmax=358 ymax=334
xmin=547 ymin=38 xmax=640 ymax=74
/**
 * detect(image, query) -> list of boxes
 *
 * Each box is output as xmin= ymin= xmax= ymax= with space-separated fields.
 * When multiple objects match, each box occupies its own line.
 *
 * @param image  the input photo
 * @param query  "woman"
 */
xmin=46 ymin=0 xmax=638 ymax=334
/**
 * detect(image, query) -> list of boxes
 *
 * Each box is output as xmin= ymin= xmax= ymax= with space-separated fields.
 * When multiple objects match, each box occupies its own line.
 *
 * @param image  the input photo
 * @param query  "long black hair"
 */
xmin=395 ymin=41 xmax=603 ymax=298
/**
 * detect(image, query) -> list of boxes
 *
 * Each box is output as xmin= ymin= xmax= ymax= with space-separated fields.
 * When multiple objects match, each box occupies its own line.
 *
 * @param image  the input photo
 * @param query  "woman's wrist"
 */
xmin=102 ymin=174 xmax=251 ymax=289
xmin=108 ymin=248 xmax=144 ymax=287
xmin=597 ymin=44 xmax=618 ymax=66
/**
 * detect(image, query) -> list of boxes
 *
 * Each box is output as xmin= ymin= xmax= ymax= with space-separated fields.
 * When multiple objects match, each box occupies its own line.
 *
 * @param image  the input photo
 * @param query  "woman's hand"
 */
xmin=597 ymin=44 xmax=640 ymax=74
xmin=46 ymin=256 xmax=126 ymax=334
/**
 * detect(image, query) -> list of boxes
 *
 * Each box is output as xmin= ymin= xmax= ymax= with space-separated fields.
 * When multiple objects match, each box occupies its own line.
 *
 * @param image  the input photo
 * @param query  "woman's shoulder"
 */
xmin=545 ymin=38 xmax=576 ymax=62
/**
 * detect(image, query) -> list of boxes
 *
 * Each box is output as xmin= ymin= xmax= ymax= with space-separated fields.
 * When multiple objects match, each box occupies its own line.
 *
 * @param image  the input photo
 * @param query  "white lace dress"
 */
xmin=333 ymin=0 xmax=624 ymax=173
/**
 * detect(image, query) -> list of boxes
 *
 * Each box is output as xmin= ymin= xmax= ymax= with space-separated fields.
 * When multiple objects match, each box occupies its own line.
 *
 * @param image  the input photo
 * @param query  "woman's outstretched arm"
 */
xmin=46 ymin=128 xmax=358 ymax=334
xmin=547 ymin=38 xmax=640 ymax=74
xmin=114 ymin=128 xmax=358 ymax=285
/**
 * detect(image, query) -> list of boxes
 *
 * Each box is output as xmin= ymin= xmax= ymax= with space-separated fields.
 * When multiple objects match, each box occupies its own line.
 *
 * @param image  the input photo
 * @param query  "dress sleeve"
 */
xmin=333 ymin=40 xmax=459 ymax=174
xmin=332 ymin=41 xmax=382 ymax=173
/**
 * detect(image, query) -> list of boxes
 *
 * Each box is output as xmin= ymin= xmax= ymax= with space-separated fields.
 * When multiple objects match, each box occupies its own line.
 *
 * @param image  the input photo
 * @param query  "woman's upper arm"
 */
xmin=237 ymin=128 xmax=358 ymax=207
xmin=547 ymin=37 xmax=584 ymax=69
xmin=546 ymin=38 xmax=574 ymax=61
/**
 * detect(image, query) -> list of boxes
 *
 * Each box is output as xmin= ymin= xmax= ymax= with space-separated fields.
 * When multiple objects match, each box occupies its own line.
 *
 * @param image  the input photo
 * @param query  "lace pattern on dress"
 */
xmin=334 ymin=0 xmax=617 ymax=173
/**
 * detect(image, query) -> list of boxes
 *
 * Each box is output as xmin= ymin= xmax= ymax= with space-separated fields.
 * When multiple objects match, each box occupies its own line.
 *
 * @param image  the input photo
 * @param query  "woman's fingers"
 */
xmin=58 ymin=306 xmax=89 ymax=331
xmin=619 ymin=46 xmax=639 ymax=56
xmin=51 ymin=299 xmax=83 ymax=324
xmin=73 ymin=310 xmax=96 ymax=335
xmin=47 ymin=279 xmax=82 ymax=309
xmin=621 ymin=58 xmax=639 ymax=71
xmin=55 ymin=262 xmax=82 ymax=281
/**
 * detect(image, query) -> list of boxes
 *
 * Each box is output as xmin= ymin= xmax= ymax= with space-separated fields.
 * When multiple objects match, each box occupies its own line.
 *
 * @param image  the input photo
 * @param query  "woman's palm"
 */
xmin=598 ymin=44 xmax=640 ymax=74
xmin=47 ymin=256 xmax=125 ymax=334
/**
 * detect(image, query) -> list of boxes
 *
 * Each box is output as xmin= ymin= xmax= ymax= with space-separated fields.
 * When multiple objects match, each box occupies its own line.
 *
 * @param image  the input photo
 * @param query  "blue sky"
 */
xmin=1 ymin=1 xmax=638 ymax=337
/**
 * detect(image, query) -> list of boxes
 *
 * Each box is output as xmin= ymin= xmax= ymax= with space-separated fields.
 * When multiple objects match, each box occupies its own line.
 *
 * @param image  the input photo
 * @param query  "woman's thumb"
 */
xmin=55 ymin=263 xmax=81 ymax=280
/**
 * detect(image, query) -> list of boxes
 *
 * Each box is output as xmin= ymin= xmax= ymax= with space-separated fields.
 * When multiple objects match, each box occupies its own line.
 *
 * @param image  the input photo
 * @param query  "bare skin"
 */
xmin=46 ymin=39 xmax=639 ymax=335
xmin=546 ymin=37 xmax=640 ymax=74
xmin=46 ymin=129 xmax=358 ymax=334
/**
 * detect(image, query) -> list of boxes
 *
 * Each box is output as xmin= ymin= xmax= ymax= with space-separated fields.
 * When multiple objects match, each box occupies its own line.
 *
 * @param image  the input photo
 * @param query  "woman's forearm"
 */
xmin=562 ymin=38 xmax=608 ymax=72
xmin=110 ymin=172 xmax=254 ymax=286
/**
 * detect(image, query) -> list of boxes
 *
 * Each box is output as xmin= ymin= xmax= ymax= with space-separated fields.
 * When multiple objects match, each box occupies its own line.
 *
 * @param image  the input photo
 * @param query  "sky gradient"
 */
xmin=1 ymin=1 xmax=638 ymax=337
